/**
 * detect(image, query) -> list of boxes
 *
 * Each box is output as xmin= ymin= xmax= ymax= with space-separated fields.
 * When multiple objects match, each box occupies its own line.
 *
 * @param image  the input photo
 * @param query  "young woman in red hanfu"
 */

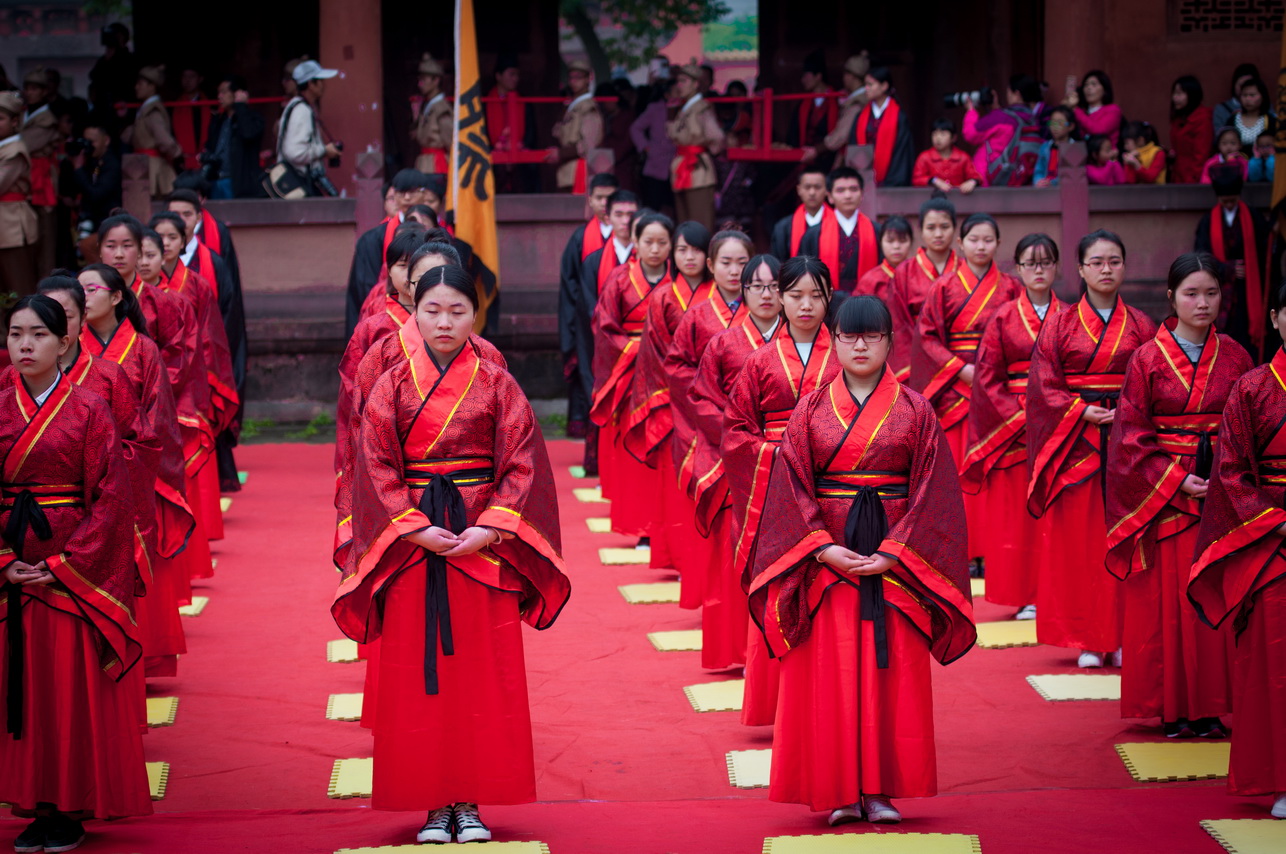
xmin=1189 ymin=282 xmax=1286 ymax=818
xmin=1027 ymin=230 xmax=1158 ymax=668
xmin=332 ymin=264 xmax=571 ymax=845
xmin=590 ymin=213 xmax=675 ymax=544
xmin=889 ymin=197 xmax=960 ymax=383
xmin=1108 ymin=252 xmax=1250 ymax=737
xmin=1 ymin=295 xmax=153 ymax=853
xmin=664 ymin=230 xmax=755 ymax=609
xmin=962 ymin=234 xmax=1063 ymax=620
xmin=913 ymin=213 xmax=1022 ymax=570
xmin=724 ymin=255 xmax=840 ymax=724
xmin=620 ymin=221 xmax=712 ymax=571
xmin=41 ymin=273 xmax=190 ymax=680
xmin=749 ymin=295 xmax=974 ymax=826
xmin=689 ymin=253 xmax=783 ymax=670
xmin=854 ymin=215 xmax=912 ymax=301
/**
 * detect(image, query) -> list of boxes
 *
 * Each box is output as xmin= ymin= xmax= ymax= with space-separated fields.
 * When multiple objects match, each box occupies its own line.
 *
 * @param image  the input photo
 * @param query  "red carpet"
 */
xmin=1 ymin=440 xmax=1270 ymax=853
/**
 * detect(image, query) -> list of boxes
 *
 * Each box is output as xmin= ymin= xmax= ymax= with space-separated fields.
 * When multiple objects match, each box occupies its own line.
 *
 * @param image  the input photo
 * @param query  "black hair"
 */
xmin=167 ymin=188 xmax=203 ymax=212
xmin=826 ymin=165 xmax=864 ymax=193
xmin=1008 ymin=73 xmax=1042 ymax=104
xmin=8 ymin=294 xmax=69 ymax=339
xmin=919 ymin=196 xmax=956 ymax=224
xmin=1171 ymin=75 xmax=1204 ymax=120
xmin=1239 ymin=77 xmax=1271 ymax=110
xmin=1077 ymin=228 xmax=1127 ymax=265
xmin=406 ymin=203 xmax=439 ymax=226
xmin=139 ymin=227 xmax=164 ymax=254
xmin=931 ymin=117 xmax=956 ymax=135
xmin=1215 ymin=125 xmax=1241 ymax=147
xmin=1078 ymin=70 xmax=1114 ymax=106
xmin=1086 ymin=133 xmax=1113 ymax=162
xmin=709 ymin=228 xmax=754 ymax=260
xmin=1121 ymin=120 xmax=1158 ymax=146
xmin=606 ymin=189 xmax=640 ymax=213
xmin=148 ymin=211 xmax=186 ymax=239
xmin=36 ymin=272 xmax=86 ymax=316
xmin=673 ymin=221 xmax=711 ymax=256
xmin=798 ymin=163 xmax=827 ymax=180
xmin=221 ymin=73 xmax=249 ymax=92
xmin=172 ymin=171 xmax=212 ymax=198
xmin=1014 ymin=233 xmax=1059 ymax=265
xmin=413 ymin=263 xmax=479 ymax=310
xmin=1230 ymin=63 xmax=1261 ymax=96
xmin=835 ymin=294 xmax=893 ymax=336
xmin=386 ymin=227 xmax=428 ymax=267
xmin=409 ymin=241 xmax=463 ymax=276
xmin=589 ymin=173 xmax=620 ymax=193
xmin=633 ymin=211 xmax=674 ymax=242
xmin=80 ymin=263 xmax=150 ymax=335
xmin=392 ymin=168 xmax=433 ymax=193
xmin=779 ymin=255 xmax=833 ymax=298
xmin=866 ymin=66 xmax=893 ymax=87
xmin=742 ymin=254 xmax=781 ymax=290
xmin=1166 ymin=251 xmax=1223 ymax=298
xmin=960 ymin=212 xmax=999 ymax=240
xmin=422 ymin=227 xmax=452 ymax=244
xmin=880 ymin=215 xmax=912 ymax=242
xmin=1047 ymin=105 xmax=1080 ymax=139
xmin=98 ymin=212 xmax=144 ymax=244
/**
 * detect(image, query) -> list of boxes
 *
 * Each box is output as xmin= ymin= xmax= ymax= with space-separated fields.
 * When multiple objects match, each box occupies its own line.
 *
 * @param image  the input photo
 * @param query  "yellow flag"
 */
xmin=453 ymin=0 xmax=499 ymax=333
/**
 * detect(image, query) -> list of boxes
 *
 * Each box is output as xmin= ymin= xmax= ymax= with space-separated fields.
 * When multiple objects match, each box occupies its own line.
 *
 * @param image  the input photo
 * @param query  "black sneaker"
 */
xmin=13 ymin=817 xmax=48 ymax=854
xmin=453 ymin=803 xmax=491 ymax=843
xmin=1193 ymin=717 xmax=1229 ymax=739
xmin=1163 ymin=718 xmax=1196 ymax=739
xmin=41 ymin=817 xmax=84 ymax=854
xmin=415 ymin=805 xmax=454 ymax=844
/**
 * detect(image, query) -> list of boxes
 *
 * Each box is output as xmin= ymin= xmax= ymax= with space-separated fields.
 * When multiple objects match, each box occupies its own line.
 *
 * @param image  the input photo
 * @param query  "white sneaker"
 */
xmin=827 ymin=803 xmax=862 ymax=826
xmin=416 ymin=805 xmax=454 ymax=844
xmin=453 ymin=803 xmax=491 ymax=843
xmin=1078 ymin=650 xmax=1106 ymax=668
xmin=1110 ymin=648 xmax=1123 ymax=668
xmin=1271 ymin=792 xmax=1286 ymax=819
xmin=1014 ymin=604 xmax=1037 ymax=621
xmin=861 ymin=794 xmax=902 ymax=824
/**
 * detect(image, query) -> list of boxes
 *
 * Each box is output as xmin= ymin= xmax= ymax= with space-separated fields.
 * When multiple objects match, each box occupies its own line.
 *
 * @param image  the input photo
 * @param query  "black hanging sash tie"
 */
xmin=405 ymin=459 xmax=492 ymax=696
xmin=1067 ymin=374 xmax=1124 ymax=503
xmin=817 ymin=470 xmax=909 ymax=670
xmin=1153 ymin=414 xmax=1222 ymax=480
xmin=2 ymin=482 xmax=81 ymax=739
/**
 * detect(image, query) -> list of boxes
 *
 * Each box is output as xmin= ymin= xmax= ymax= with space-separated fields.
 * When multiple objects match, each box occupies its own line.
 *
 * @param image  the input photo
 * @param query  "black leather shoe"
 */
xmin=13 ymin=817 xmax=48 ymax=854
xmin=41 ymin=818 xmax=84 ymax=854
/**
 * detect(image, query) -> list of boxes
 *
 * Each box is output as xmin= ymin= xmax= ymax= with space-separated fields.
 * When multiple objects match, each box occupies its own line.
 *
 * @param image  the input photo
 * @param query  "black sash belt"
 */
xmin=4 ymin=489 xmax=58 ymax=740
xmin=1156 ymin=428 xmax=1216 ymax=479
xmin=844 ymin=485 xmax=893 ymax=670
xmin=416 ymin=474 xmax=467 ymax=696
xmin=1079 ymin=390 xmax=1120 ymax=503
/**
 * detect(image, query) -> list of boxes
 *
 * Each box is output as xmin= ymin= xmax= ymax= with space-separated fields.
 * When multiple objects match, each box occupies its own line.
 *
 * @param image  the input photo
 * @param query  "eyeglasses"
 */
xmin=1017 ymin=260 xmax=1055 ymax=271
xmin=82 ymin=284 xmax=111 ymax=294
xmin=835 ymin=331 xmax=888 ymax=345
xmin=1081 ymin=257 xmax=1124 ymax=271
xmin=743 ymin=282 xmax=777 ymax=294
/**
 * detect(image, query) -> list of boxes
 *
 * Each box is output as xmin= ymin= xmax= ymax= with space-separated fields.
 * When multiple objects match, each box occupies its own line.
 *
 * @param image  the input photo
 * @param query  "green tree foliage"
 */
xmin=561 ymin=0 xmax=730 ymax=81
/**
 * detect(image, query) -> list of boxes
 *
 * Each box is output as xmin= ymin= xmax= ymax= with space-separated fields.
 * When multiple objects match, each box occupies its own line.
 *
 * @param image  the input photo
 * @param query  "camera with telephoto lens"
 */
xmin=309 ymin=164 xmax=340 ymax=197
xmin=328 ymin=140 xmax=344 ymax=168
xmin=65 ymin=137 xmax=92 ymax=157
xmin=943 ymin=86 xmax=994 ymax=108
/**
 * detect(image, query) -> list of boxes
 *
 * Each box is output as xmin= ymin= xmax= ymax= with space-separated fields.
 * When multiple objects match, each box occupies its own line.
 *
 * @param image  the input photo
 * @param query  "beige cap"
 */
xmin=843 ymin=52 xmax=870 ymax=79
xmin=22 ymin=68 xmax=52 ymax=90
xmin=0 ymin=90 xmax=24 ymax=116
xmin=418 ymin=53 xmax=444 ymax=77
xmin=138 ymin=65 xmax=165 ymax=87
xmin=566 ymin=58 xmax=591 ymax=75
xmin=676 ymin=60 xmax=703 ymax=82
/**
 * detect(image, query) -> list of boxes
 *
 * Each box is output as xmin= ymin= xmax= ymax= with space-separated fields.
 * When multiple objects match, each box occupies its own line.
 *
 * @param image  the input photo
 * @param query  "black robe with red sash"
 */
xmin=770 ymin=205 xmax=834 ymax=260
xmin=1195 ymin=202 xmax=1271 ymax=360
xmin=797 ymin=211 xmax=879 ymax=294
xmin=852 ymin=97 xmax=915 ymax=186
xmin=559 ymin=219 xmax=610 ymax=423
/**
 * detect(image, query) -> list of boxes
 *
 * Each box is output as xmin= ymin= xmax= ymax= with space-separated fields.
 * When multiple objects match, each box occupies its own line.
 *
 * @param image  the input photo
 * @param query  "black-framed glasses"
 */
xmin=835 ymin=331 xmax=888 ymax=345
xmin=1081 ymin=257 xmax=1124 ymax=271
xmin=1017 ymin=260 xmax=1055 ymax=271
xmin=743 ymin=282 xmax=777 ymax=294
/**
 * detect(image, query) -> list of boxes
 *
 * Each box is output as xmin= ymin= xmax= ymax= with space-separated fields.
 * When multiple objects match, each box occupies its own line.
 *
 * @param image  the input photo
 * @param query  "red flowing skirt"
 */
xmin=1228 ymin=564 xmax=1286 ymax=796
xmin=770 ymin=581 xmax=936 ymax=810
xmin=372 ymin=564 xmax=536 ymax=809
xmin=0 ymin=601 xmax=153 ymax=819
xmin=609 ymin=440 xmax=660 ymax=540
xmin=943 ymin=420 xmax=986 ymax=561
xmin=182 ymin=470 xmax=217 ymax=581
xmin=978 ymin=463 xmax=1043 ymax=607
xmin=360 ymin=639 xmax=380 ymax=730
xmin=1035 ymin=478 xmax=1123 ymax=652
xmin=598 ymin=423 xmax=620 ymax=501
xmin=195 ymin=457 xmax=224 ymax=541
xmin=701 ymin=511 xmax=747 ymax=670
xmin=140 ymin=550 xmax=189 ymax=678
xmin=741 ymin=619 xmax=780 ymax=726
xmin=1121 ymin=525 xmax=1233 ymax=720
xmin=648 ymin=450 xmax=679 ymax=570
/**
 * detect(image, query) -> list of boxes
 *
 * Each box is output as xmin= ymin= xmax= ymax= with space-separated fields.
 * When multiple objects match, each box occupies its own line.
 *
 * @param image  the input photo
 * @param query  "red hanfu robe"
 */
xmin=749 ymin=369 xmax=973 ymax=810
xmin=855 ymin=259 xmax=897 ymax=302
xmin=889 ymin=249 xmax=960 ymax=383
xmin=0 ymin=373 xmax=153 ymax=820
xmin=336 ymin=297 xmax=413 ymax=475
xmin=1027 ymin=295 xmax=1157 ymax=652
xmin=590 ymin=260 xmax=671 ymax=538
xmin=961 ymin=293 xmax=1061 ymax=607
xmin=332 ymin=341 xmax=570 ymax=810
xmin=1189 ymin=347 xmax=1286 ymax=795
xmin=723 ymin=325 xmax=839 ymax=724
xmin=689 ymin=315 xmax=781 ymax=669
xmin=160 ymin=262 xmax=239 ymax=434
xmin=1106 ymin=323 xmax=1250 ymax=721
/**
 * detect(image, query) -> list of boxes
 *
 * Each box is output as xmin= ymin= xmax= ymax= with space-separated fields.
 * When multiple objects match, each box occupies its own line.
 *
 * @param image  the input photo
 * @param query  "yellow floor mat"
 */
xmin=1026 ymin=673 xmax=1121 ymax=701
xmin=572 ymin=487 xmax=608 ymax=503
xmin=762 ymin=834 xmax=982 ymax=853
xmin=1201 ymin=819 xmax=1286 ymax=853
xmin=326 ymin=693 xmax=364 ymax=721
xmin=337 ymin=843 xmax=551 ymax=853
xmin=970 ymin=577 xmax=984 ymax=597
xmin=178 ymin=596 xmax=209 ymax=617
xmin=146 ymin=696 xmax=179 ymax=727
xmin=648 ymin=629 xmax=703 ymax=651
xmin=327 ymin=638 xmax=360 ymax=663
xmin=1115 ymin=741 xmax=1229 ymax=782
xmin=600 ymin=547 xmax=650 ymax=565
xmin=684 ymin=679 xmax=744 ymax=712
xmin=974 ymin=620 xmax=1039 ymax=648
xmin=726 ymin=748 xmax=771 ymax=788
xmin=586 ymin=517 xmax=612 ymax=533
xmin=147 ymin=762 xmax=170 ymax=800
xmin=220 ymin=497 xmax=232 ymax=512
xmin=328 ymin=757 xmax=372 ymax=798
xmin=619 ymin=582 xmax=681 ymax=604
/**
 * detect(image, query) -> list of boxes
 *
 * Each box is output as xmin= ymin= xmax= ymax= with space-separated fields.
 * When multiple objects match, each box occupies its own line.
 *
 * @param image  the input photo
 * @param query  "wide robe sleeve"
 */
xmin=911 ymin=275 xmax=964 ymax=400
xmin=1025 ymin=311 xmax=1089 ymax=516
xmin=962 ymin=305 xmax=1025 ymax=491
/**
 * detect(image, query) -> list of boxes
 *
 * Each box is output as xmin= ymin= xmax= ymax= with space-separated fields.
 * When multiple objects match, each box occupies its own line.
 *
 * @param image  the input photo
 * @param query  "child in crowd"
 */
xmin=1034 ymin=107 xmax=1078 ymax=187
xmin=1086 ymin=134 xmax=1125 ymax=185
xmin=912 ymin=118 xmax=980 ymax=193
xmin=1247 ymin=131 xmax=1275 ymax=183
xmin=1122 ymin=121 xmax=1167 ymax=184
xmin=1201 ymin=127 xmax=1250 ymax=184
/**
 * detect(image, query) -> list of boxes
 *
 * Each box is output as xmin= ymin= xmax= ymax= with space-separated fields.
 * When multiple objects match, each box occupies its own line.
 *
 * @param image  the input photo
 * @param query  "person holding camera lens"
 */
xmin=278 ymin=60 xmax=342 ymax=196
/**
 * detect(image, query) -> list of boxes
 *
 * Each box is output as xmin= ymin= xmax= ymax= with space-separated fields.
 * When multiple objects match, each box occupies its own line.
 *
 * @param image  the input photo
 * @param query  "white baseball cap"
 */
xmin=292 ymin=60 xmax=339 ymax=86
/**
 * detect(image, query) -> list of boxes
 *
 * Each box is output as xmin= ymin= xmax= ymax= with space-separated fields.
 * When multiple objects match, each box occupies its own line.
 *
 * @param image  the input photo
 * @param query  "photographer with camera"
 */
xmin=956 ymin=74 xmax=1044 ymax=186
xmin=203 ymin=75 xmax=265 ymax=199
xmin=71 ymin=124 xmax=122 ymax=236
xmin=277 ymin=60 xmax=342 ymax=197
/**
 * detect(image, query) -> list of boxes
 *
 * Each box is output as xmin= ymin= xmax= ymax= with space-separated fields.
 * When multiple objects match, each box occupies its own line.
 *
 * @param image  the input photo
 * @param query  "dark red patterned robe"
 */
xmin=888 ymin=248 xmax=959 ymax=383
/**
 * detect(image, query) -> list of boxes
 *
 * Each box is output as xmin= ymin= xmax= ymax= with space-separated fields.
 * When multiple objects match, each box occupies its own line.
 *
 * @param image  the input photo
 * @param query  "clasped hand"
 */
xmin=405 ymin=526 xmax=496 ymax=557
xmin=1179 ymin=474 xmax=1209 ymax=499
xmin=1082 ymin=405 xmax=1114 ymax=425
xmin=818 ymin=546 xmax=894 ymax=577
xmin=2 ymin=560 xmax=55 ymax=587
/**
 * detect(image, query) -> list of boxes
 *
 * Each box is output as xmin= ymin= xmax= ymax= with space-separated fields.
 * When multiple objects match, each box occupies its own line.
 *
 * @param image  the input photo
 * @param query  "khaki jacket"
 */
xmin=553 ymin=94 xmax=603 ymax=189
xmin=823 ymin=88 xmax=870 ymax=152
xmin=0 ymin=137 xmax=38 ymax=249
xmin=413 ymin=94 xmax=453 ymax=174
xmin=667 ymin=97 xmax=724 ymax=190
xmin=20 ymin=106 xmax=61 ymax=159
xmin=125 ymin=97 xmax=181 ymax=196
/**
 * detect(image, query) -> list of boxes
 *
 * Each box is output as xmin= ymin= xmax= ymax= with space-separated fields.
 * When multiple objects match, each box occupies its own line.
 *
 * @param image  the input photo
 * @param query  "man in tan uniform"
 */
xmin=124 ymin=65 xmax=183 ymax=197
xmin=804 ymin=53 xmax=870 ymax=167
xmin=413 ymin=53 xmax=452 ymax=175
xmin=549 ymin=59 xmax=602 ymax=192
xmin=666 ymin=61 xmax=724 ymax=230
xmin=20 ymin=68 xmax=61 ymax=275
xmin=0 ymin=92 xmax=39 ymax=296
